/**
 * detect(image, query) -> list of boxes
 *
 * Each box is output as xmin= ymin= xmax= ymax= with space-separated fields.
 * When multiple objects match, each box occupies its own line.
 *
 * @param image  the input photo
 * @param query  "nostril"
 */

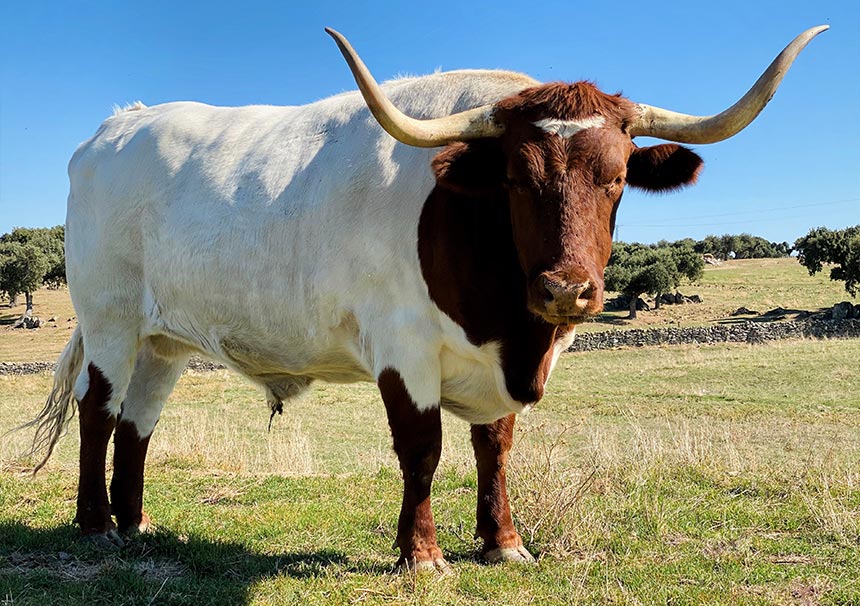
xmin=568 ymin=281 xmax=591 ymax=300
xmin=541 ymin=283 xmax=556 ymax=304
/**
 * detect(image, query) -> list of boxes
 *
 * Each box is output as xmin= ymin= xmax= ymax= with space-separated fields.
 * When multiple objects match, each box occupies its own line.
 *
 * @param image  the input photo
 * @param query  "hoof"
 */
xmin=81 ymin=528 xmax=125 ymax=549
xmin=119 ymin=512 xmax=154 ymax=538
xmin=483 ymin=545 xmax=536 ymax=564
xmin=395 ymin=556 xmax=452 ymax=575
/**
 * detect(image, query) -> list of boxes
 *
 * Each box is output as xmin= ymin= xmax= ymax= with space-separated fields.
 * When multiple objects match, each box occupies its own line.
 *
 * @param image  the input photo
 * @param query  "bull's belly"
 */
xmin=218 ymin=334 xmax=370 ymax=382
xmin=149 ymin=307 xmax=374 ymax=387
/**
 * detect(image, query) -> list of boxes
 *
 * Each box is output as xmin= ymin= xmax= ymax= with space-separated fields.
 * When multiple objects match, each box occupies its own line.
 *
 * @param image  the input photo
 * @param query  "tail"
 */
xmin=16 ymin=325 xmax=84 ymax=473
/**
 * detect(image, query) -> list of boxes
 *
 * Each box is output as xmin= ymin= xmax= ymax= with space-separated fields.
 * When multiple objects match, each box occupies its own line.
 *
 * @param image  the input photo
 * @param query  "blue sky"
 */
xmin=1 ymin=1 xmax=857 ymax=244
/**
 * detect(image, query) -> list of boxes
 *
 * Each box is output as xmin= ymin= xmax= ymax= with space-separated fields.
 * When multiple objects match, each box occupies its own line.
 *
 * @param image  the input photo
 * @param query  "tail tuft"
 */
xmin=15 ymin=326 xmax=84 ymax=473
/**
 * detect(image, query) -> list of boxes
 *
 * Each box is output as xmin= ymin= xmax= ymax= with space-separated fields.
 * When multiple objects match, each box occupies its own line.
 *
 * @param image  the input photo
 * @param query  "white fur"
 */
xmin=533 ymin=116 xmax=605 ymax=138
xmin=111 ymin=101 xmax=147 ymax=116
xmin=65 ymin=69 xmax=575 ymax=428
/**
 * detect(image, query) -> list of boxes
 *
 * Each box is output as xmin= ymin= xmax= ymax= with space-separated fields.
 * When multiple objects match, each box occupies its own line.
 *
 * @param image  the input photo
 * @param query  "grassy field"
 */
xmin=2 ymin=337 xmax=859 ymax=605
xmin=0 ymin=258 xmax=854 ymax=360
xmin=1 ymin=257 xmax=857 ymax=604
xmin=579 ymin=257 xmax=852 ymax=333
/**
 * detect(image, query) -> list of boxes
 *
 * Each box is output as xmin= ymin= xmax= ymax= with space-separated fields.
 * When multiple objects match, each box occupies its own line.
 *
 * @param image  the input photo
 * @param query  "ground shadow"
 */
xmin=0 ymin=520 xmax=403 ymax=605
xmin=716 ymin=307 xmax=826 ymax=325
xmin=0 ymin=311 xmax=21 ymax=326
xmin=588 ymin=313 xmax=630 ymax=327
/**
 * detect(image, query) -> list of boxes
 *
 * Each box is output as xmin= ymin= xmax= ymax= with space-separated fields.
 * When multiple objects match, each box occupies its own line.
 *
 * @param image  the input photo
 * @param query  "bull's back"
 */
xmin=64 ymin=70 xmax=537 ymax=379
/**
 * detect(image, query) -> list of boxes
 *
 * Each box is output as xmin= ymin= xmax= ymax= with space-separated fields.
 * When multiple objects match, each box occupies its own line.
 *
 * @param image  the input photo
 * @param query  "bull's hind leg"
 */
xmin=471 ymin=414 xmax=534 ymax=563
xmin=377 ymin=369 xmax=448 ymax=572
xmin=110 ymin=337 xmax=190 ymax=535
xmin=74 ymin=327 xmax=139 ymax=545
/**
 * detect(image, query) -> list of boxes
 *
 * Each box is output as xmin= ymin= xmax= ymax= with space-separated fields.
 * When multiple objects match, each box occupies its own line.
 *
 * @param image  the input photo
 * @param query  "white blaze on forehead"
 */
xmin=533 ymin=115 xmax=605 ymax=138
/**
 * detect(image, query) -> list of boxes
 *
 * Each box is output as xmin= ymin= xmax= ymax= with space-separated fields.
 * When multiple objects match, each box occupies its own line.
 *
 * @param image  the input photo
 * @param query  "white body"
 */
xmin=66 ymin=69 xmax=578 ymax=433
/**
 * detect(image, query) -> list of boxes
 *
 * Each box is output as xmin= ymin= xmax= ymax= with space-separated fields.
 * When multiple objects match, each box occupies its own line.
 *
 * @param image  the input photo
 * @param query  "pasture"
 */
xmin=2 ymin=336 xmax=859 ymax=604
xmin=1 ymin=257 xmax=858 ymax=604
xmin=0 ymin=258 xmax=852 ymax=361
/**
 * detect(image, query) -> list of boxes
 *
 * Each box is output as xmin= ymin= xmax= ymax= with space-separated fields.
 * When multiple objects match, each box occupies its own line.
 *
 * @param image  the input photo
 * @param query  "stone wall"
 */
xmin=568 ymin=319 xmax=860 ymax=352
xmin=0 ymin=358 xmax=227 ymax=377
xmin=3 ymin=319 xmax=859 ymax=375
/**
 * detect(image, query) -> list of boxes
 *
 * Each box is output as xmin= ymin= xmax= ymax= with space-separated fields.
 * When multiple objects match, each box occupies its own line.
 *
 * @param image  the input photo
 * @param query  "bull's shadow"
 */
xmin=1 ymin=520 xmax=482 ymax=604
xmin=0 ymin=520 xmax=385 ymax=605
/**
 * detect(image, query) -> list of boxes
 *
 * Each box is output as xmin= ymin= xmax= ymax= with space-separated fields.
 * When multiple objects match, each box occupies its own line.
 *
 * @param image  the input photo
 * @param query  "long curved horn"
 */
xmin=325 ymin=28 xmax=503 ymax=147
xmin=628 ymin=25 xmax=829 ymax=143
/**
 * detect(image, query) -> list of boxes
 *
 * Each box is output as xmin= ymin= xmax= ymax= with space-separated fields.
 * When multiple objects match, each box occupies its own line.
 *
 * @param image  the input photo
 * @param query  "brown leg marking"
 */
xmin=76 ymin=363 xmax=118 ymax=538
xmin=378 ymin=369 xmax=446 ymax=570
xmin=471 ymin=414 xmax=533 ymax=562
xmin=110 ymin=419 xmax=152 ymax=534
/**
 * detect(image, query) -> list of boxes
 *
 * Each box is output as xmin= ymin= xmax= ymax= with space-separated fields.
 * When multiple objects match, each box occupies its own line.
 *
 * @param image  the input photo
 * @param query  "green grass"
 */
xmin=2 ymin=338 xmax=859 ymax=604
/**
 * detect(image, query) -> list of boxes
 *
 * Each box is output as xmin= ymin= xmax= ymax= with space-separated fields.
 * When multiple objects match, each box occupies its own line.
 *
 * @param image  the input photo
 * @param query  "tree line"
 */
xmin=660 ymin=233 xmax=792 ymax=260
xmin=606 ymin=228 xmax=859 ymax=318
xmin=0 ymin=226 xmax=67 ymax=311
xmin=0 ymin=225 xmax=857 ymax=318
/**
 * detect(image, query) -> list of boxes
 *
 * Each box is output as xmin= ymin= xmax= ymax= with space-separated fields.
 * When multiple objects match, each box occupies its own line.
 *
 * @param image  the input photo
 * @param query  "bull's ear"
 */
xmin=432 ymin=140 xmax=506 ymax=196
xmin=626 ymin=144 xmax=703 ymax=192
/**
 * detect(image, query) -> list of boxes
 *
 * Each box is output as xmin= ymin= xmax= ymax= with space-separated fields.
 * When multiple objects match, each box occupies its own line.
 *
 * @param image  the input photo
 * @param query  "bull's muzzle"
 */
xmin=530 ymin=271 xmax=603 ymax=324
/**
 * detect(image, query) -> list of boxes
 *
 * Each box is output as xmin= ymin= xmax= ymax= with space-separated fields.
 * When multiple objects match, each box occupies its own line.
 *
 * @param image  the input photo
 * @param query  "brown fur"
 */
xmin=110 ymin=419 xmax=153 ymax=533
xmin=378 ymin=368 xmax=444 ymax=565
xmin=418 ymin=82 xmax=703 ymax=553
xmin=494 ymin=81 xmax=638 ymax=125
xmin=626 ymin=144 xmax=703 ymax=192
xmin=75 ymin=364 xmax=117 ymax=535
xmin=471 ymin=415 xmax=522 ymax=553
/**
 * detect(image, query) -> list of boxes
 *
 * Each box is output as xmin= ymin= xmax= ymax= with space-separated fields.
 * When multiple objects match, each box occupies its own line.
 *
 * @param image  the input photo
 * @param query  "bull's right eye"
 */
xmin=602 ymin=174 xmax=625 ymax=197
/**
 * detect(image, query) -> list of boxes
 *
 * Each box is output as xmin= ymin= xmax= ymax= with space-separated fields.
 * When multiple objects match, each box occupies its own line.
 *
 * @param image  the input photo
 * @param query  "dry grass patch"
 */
xmin=580 ymin=257 xmax=852 ymax=332
xmin=0 ymin=286 xmax=77 ymax=361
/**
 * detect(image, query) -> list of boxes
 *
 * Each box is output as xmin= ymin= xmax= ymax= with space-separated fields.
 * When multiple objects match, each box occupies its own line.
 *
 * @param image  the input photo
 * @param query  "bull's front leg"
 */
xmin=471 ymin=414 xmax=535 ymax=563
xmin=377 ymin=369 xmax=448 ymax=572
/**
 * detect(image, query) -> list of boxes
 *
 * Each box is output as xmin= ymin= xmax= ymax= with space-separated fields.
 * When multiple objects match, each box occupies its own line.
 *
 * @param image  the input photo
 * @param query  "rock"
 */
xmin=48 ymin=316 xmax=57 ymax=322
xmin=832 ymin=301 xmax=854 ymax=320
xmin=13 ymin=313 xmax=42 ymax=329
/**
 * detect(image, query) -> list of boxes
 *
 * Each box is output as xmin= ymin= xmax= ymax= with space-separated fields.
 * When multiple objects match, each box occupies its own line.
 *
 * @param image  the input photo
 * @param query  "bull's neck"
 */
xmin=417 ymin=186 xmax=559 ymax=404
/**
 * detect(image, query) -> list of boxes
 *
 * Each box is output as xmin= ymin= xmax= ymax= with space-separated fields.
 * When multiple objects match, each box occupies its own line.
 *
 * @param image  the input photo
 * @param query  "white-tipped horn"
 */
xmin=628 ymin=25 xmax=829 ymax=143
xmin=325 ymin=28 xmax=504 ymax=147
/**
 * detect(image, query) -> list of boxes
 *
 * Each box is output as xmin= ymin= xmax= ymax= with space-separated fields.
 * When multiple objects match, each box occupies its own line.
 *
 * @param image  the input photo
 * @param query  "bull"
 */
xmin=25 ymin=26 xmax=826 ymax=570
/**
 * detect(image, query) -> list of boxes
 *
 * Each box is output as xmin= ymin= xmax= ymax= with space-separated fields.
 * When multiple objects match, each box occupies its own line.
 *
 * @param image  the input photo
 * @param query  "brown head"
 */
xmin=326 ymin=26 xmax=827 ymax=325
xmin=431 ymin=82 xmax=703 ymax=323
